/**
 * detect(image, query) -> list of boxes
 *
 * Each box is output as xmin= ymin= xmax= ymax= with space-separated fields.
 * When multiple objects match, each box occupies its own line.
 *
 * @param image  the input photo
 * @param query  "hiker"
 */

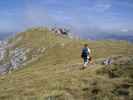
xmin=81 ymin=44 xmax=91 ymax=68
xmin=103 ymin=57 xmax=112 ymax=65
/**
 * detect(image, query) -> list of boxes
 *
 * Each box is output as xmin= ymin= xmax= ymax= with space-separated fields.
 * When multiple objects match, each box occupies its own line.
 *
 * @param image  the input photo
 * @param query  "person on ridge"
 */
xmin=81 ymin=44 xmax=91 ymax=68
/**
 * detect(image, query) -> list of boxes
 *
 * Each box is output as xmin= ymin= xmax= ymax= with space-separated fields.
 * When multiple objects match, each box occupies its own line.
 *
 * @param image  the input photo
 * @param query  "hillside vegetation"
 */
xmin=0 ymin=28 xmax=133 ymax=100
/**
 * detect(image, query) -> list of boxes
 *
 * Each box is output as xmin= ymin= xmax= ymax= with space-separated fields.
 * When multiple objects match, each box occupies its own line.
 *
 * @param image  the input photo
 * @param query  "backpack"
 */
xmin=81 ymin=48 xmax=89 ymax=58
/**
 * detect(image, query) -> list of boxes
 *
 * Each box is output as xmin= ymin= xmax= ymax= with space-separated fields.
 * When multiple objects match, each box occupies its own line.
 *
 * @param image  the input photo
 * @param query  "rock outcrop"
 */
xmin=51 ymin=27 xmax=69 ymax=36
xmin=0 ymin=40 xmax=29 ymax=74
xmin=0 ymin=41 xmax=8 ymax=62
xmin=0 ymin=63 xmax=11 ymax=75
xmin=10 ymin=48 xmax=27 ymax=70
xmin=0 ymin=47 xmax=5 ymax=61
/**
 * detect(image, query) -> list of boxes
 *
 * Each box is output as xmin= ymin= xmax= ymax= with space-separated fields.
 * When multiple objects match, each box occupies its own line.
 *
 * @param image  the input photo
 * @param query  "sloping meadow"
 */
xmin=0 ymin=27 xmax=133 ymax=100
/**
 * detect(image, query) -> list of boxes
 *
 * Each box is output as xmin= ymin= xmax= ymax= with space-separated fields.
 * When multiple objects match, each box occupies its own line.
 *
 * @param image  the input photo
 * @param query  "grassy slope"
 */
xmin=0 ymin=28 xmax=133 ymax=100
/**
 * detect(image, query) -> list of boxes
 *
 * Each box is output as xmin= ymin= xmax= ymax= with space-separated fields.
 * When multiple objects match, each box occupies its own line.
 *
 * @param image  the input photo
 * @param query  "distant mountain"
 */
xmin=0 ymin=33 xmax=15 ymax=40
xmin=85 ymin=34 xmax=133 ymax=42
xmin=103 ymin=34 xmax=133 ymax=42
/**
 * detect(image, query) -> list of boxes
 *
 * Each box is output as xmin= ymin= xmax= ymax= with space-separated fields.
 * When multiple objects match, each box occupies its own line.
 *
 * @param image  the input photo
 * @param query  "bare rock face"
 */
xmin=0 ymin=64 xmax=11 ymax=75
xmin=0 ymin=41 xmax=8 ymax=62
xmin=0 ymin=46 xmax=46 ymax=75
xmin=10 ymin=48 xmax=27 ymax=70
xmin=0 ymin=47 xmax=6 ymax=61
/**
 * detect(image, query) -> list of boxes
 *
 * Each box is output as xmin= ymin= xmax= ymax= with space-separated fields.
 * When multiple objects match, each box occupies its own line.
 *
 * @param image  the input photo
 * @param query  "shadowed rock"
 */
xmin=0 ymin=64 xmax=11 ymax=75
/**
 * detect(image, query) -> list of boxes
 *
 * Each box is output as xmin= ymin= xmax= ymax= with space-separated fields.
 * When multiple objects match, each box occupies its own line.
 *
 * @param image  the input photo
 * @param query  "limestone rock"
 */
xmin=10 ymin=48 xmax=27 ymax=69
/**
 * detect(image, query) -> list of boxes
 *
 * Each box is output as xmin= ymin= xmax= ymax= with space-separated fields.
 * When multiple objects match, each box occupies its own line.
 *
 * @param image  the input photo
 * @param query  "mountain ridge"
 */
xmin=0 ymin=27 xmax=133 ymax=100
xmin=81 ymin=33 xmax=133 ymax=43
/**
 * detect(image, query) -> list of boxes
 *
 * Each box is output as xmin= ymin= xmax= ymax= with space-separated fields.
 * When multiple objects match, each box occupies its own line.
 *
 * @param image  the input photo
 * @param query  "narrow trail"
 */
xmin=56 ymin=55 xmax=133 ymax=75
xmin=54 ymin=60 xmax=105 ymax=75
xmin=63 ymin=57 xmax=106 ymax=70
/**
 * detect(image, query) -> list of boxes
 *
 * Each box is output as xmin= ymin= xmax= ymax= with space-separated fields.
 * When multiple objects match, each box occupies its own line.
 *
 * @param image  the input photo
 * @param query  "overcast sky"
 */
xmin=0 ymin=0 xmax=133 ymax=36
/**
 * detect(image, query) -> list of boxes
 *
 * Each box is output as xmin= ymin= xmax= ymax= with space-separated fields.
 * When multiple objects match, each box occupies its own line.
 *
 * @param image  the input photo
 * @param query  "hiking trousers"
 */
xmin=83 ymin=57 xmax=89 ymax=67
